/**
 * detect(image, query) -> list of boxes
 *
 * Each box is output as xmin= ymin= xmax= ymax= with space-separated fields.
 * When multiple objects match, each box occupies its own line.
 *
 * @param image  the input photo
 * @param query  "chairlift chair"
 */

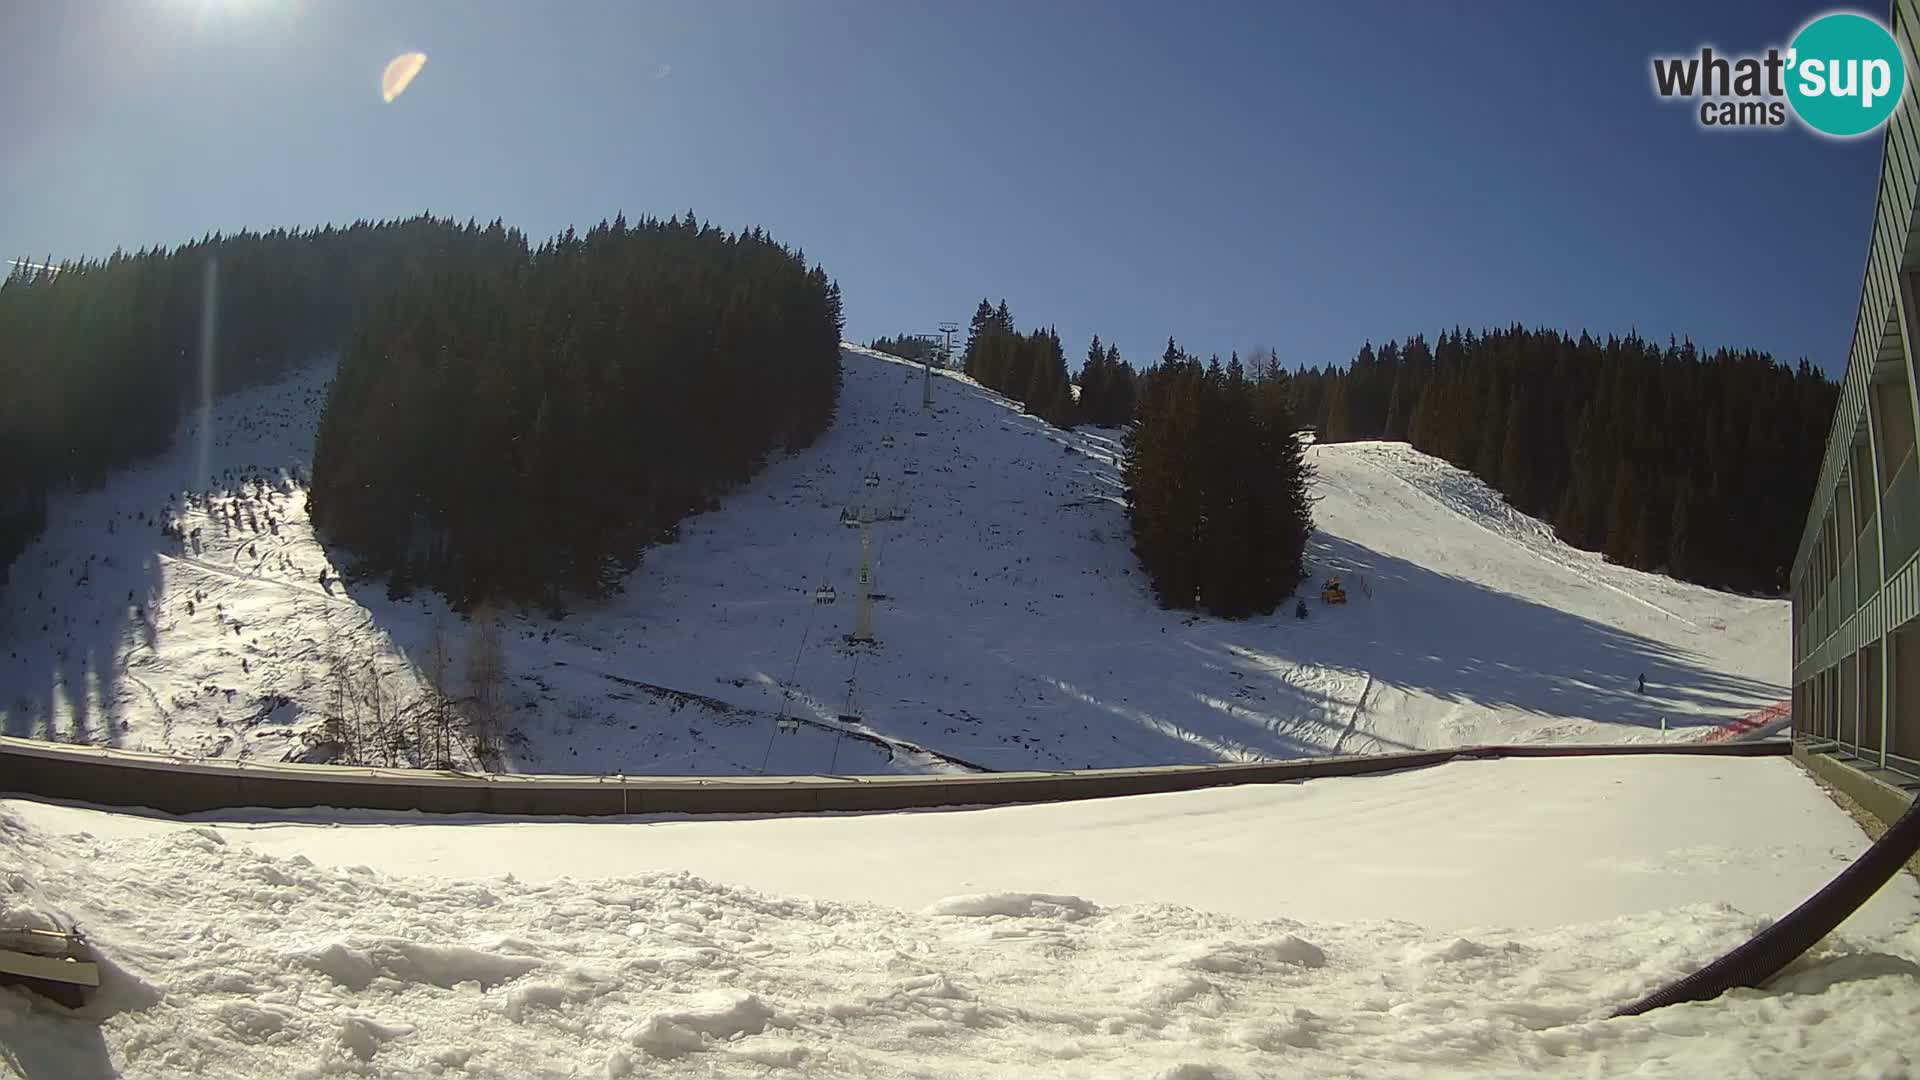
xmin=864 ymin=472 xmax=880 ymax=488
xmin=814 ymin=583 xmax=837 ymax=604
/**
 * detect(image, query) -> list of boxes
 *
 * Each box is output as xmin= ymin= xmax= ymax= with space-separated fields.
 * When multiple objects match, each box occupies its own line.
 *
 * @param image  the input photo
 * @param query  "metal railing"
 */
xmin=1858 ymin=513 xmax=1882 ymax=598
xmin=1881 ymin=449 xmax=1920 ymax=574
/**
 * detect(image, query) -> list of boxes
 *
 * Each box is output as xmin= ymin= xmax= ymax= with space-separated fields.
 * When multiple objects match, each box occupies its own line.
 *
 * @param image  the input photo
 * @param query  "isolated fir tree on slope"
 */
xmin=1076 ymin=334 xmax=1138 ymax=427
xmin=1123 ymin=339 xmax=1313 ymax=617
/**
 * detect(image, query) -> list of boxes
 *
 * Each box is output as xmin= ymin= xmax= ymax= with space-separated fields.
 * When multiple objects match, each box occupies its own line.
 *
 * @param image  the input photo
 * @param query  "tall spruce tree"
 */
xmin=1123 ymin=340 xmax=1313 ymax=617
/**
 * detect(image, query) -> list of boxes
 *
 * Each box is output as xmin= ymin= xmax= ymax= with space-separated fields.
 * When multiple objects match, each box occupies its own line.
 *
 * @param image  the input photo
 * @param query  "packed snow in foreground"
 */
xmin=4 ymin=756 xmax=1916 ymax=1078
xmin=0 ymin=347 xmax=1788 ymax=775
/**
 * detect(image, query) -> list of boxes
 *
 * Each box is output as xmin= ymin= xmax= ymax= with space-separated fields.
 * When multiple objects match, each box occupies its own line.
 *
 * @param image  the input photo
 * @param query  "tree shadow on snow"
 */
xmin=1283 ymin=533 xmax=1783 ymax=727
xmin=0 ymin=542 xmax=159 ymax=751
xmin=939 ymin=533 xmax=1782 ymax=771
xmin=3 ymin=362 xmax=336 ymax=754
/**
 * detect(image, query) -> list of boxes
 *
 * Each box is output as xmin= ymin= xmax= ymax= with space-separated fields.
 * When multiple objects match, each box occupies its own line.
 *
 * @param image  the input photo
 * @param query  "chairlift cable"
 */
xmin=758 ymin=360 xmax=912 ymax=774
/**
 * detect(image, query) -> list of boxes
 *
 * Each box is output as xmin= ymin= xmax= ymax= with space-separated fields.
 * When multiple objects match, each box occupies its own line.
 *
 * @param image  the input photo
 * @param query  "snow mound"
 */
xmin=215 ymin=1001 xmax=297 ymax=1044
xmin=727 ymin=1040 xmax=811 ymax=1067
xmin=1137 ymin=972 xmax=1226 ymax=1010
xmin=625 ymin=990 xmax=790 ymax=1058
xmin=1232 ymin=1010 xmax=1323 ymax=1051
xmin=338 ymin=1014 xmax=415 ymax=1061
xmin=1155 ymin=1065 xmax=1238 ymax=1080
xmin=500 ymin=970 xmax=618 ymax=1020
xmin=1181 ymin=934 xmax=1327 ymax=972
xmin=1406 ymin=936 xmax=1493 ymax=964
xmin=924 ymin=891 xmax=1099 ymax=919
xmin=300 ymin=937 xmax=542 ymax=990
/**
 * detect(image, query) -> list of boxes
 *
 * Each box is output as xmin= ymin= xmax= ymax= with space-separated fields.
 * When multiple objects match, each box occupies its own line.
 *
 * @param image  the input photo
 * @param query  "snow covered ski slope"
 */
xmin=1304 ymin=440 xmax=1785 ymax=750
xmin=4 ymin=755 xmax=1915 ymax=1079
xmin=0 ymin=347 xmax=1786 ymax=773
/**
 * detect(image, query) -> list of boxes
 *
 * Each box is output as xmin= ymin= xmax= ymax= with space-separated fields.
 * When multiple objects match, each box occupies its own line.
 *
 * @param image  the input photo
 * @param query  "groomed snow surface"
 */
xmin=0 ymin=346 xmax=1786 ymax=775
xmin=5 ymin=755 xmax=1918 ymax=1078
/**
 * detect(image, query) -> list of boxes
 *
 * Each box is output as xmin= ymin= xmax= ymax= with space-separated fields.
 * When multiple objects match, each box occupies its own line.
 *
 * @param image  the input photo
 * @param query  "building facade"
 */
xmin=1791 ymin=0 xmax=1920 ymax=783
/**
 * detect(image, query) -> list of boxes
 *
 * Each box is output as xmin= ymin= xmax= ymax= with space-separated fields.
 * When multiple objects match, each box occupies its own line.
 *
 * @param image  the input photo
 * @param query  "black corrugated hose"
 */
xmin=1614 ymin=792 xmax=1920 ymax=1017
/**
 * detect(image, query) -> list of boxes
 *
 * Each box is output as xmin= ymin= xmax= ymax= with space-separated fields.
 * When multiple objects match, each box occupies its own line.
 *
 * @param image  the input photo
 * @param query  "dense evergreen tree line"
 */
xmin=1076 ymin=334 xmax=1138 ymax=427
xmin=1124 ymin=341 xmax=1314 ymax=617
xmin=1287 ymin=326 xmax=1837 ymax=593
xmin=0 ymin=216 xmax=498 ymax=586
xmin=961 ymin=299 xmax=1078 ymax=427
xmin=868 ymin=333 xmax=940 ymax=364
xmin=309 ymin=213 xmax=844 ymax=609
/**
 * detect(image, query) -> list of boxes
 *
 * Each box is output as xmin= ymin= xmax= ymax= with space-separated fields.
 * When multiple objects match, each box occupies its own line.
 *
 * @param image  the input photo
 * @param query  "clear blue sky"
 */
xmin=0 ymin=1 xmax=1886 ymax=374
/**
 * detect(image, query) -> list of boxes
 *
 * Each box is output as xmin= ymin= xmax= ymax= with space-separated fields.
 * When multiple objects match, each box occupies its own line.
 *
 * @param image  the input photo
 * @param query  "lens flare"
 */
xmin=381 ymin=52 xmax=428 ymax=103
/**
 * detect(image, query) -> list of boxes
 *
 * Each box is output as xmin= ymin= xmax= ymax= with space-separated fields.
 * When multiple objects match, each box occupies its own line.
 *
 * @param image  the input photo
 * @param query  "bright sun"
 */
xmin=166 ymin=0 xmax=264 ymax=28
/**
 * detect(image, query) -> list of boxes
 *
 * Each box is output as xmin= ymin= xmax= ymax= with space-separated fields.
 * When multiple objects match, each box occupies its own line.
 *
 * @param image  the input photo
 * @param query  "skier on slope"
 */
xmin=1638 ymin=673 xmax=1647 ymax=694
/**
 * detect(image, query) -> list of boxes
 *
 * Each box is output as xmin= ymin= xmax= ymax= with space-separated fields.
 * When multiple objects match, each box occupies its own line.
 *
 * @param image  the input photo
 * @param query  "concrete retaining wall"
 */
xmin=0 ymin=734 xmax=1789 ymax=818
xmin=1792 ymin=737 xmax=1918 ymax=829
xmin=0 ymin=730 xmax=1789 ymax=814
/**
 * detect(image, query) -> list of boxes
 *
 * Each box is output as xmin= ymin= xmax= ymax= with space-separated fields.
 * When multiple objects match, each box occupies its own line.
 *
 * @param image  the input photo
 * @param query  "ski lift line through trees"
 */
xmin=758 ymin=524 xmax=839 ymax=772
xmin=757 ymin=443 xmax=872 ymax=775
xmin=833 ymin=497 xmax=905 ymax=773
xmin=757 ymin=494 xmax=849 ymax=771
xmin=829 ymin=358 xmax=926 ymax=768
xmin=832 ymin=645 xmax=866 ymax=773
xmin=833 ymin=420 xmax=913 ymax=687
xmin=756 ymin=361 xmax=916 ymax=774
xmin=846 ymin=365 xmax=918 ymax=628
xmin=825 ymin=343 xmax=931 ymax=762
